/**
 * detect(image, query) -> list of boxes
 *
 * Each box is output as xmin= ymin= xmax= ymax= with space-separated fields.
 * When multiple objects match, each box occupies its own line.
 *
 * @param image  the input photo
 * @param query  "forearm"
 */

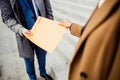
xmin=3 ymin=18 xmax=25 ymax=36
xmin=0 ymin=0 xmax=25 ymax=36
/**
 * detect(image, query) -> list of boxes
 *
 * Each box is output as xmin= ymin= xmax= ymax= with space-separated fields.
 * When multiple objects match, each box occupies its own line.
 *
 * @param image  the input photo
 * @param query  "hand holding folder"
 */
xmin=23 ymin=17 xmax=67 ymax=53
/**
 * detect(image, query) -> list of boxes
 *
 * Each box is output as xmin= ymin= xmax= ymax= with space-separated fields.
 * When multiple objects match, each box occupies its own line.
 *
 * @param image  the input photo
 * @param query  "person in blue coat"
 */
xmin=0 ymin=0 xmax=54 ymax=80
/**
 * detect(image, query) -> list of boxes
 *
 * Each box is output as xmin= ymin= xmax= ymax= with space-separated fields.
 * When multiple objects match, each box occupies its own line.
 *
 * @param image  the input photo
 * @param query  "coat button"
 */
xmin=80 ymin=72 xmax=88 ymax=79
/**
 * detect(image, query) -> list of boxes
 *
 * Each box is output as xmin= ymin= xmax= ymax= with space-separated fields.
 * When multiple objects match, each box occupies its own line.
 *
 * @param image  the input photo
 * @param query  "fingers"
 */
xmin=23 ymin=29 xmax=33 ymax=36
xmin=59 ymin=21 xmax=65 ymax=26
xmin=59 ymin=20 xmax=72 ymax=28
xmin=26 ymin=30 xmax=33 ymax=36
xmin=59 ymin=20 xmax=68 ymax=25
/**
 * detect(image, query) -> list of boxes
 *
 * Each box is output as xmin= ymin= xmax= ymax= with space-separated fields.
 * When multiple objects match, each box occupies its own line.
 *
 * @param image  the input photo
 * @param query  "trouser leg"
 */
xmin=24 ymin=58 xmax=36 ymax=80
xmin=35 ymin=46 xmax=47 ymax=76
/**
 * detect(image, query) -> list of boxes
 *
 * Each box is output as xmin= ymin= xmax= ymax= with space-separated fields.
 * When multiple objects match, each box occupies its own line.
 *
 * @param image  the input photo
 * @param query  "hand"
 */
xmin=22 ymin=29 xmax=33 ymax=36
xmin=59 ymin=20 xmax=72 ymax=28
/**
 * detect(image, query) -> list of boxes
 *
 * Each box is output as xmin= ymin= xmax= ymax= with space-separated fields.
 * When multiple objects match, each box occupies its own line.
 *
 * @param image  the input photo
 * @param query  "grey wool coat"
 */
xmin=0 ymin=0 xmax=54 ymax=58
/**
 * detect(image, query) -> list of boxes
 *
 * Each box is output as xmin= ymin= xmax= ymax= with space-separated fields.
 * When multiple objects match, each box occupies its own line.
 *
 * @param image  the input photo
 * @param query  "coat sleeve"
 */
xmin=70 ymin=23 xmax=84 ymax=38
xmin=70 ymin=4 xmax=99 ymax=38
xmin=44 ymin=0 xmax=54 ymax=20
xmin=0 ymin=0 xmax=25 ymax=36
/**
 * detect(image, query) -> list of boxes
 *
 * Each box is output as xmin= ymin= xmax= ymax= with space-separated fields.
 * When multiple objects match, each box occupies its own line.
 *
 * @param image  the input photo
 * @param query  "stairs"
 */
xmin=47 ymin=0 xmax=99 ymax=80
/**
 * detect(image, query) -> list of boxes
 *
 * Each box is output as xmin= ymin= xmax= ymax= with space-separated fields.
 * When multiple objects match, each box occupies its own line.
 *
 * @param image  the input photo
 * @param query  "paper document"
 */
xmin=23 ymin=17 xmax=67 ymax=53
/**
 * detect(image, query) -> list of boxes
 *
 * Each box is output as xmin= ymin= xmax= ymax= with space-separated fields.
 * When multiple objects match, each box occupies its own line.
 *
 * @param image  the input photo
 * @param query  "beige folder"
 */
xmin=23 ymin=17 xmax=67 ymax=53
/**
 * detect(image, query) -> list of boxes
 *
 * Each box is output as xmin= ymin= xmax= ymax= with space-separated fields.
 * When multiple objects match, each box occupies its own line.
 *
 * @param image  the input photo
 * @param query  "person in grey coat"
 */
xmin=0 ymin=0 xmax=54 ymax=80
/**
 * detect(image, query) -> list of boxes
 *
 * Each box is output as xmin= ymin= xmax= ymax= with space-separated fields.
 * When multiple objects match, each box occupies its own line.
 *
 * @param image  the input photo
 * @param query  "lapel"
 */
xmin=9 ymin=0 xmax=16 ymax=9
xmin=35 ymin=0 xmax=46 ymax=17
xmin=72 ymin=0 xmax=118 ymax=56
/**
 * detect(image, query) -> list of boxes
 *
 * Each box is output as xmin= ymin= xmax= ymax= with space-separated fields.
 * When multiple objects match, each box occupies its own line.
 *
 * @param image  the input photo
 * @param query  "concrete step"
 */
xmin=46 ymin=33 xmax=78 ymax=80
xmin=75 ymin=0 xmax=99 ymax=7
xmin=53 ymin=11 xmax=86 ymax=25
xmin=51 ymin=0 xmax=98 ymax=9
xmin=51 ymin=0 xmax=98 ymax=25
xmin=52 ymin=4 xmax=89 ymax=18
xmin=52 ymin=6 xmax=88 ymax=25
xmin=47 ymin=51 xmax=69 ymax=80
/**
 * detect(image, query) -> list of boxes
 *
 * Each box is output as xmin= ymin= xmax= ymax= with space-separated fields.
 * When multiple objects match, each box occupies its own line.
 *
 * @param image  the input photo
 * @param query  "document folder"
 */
xmin=23 ymin=17 xmax=67 ymax=53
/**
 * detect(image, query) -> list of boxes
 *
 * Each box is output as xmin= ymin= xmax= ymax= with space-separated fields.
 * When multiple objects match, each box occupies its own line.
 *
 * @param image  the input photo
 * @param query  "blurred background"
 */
xmin=0 ymin=0 xmax=99 ymax=80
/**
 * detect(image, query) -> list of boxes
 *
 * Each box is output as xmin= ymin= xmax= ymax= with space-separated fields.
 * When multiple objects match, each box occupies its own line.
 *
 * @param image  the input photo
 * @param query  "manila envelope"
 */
xmin=23 ymin=17 xmax=67 ymax=53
